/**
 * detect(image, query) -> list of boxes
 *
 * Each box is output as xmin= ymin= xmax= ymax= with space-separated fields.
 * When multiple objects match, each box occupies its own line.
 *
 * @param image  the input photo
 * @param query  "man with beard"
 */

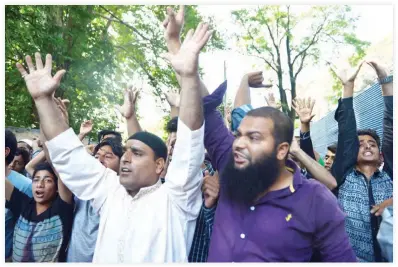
xmin=201 ymin=81 xmax=356 ymax=262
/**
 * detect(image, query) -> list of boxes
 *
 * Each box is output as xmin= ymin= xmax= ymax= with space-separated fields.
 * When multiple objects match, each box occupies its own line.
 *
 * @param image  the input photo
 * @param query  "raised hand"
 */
xmin=292 ymin=97 xmax=316 ymax=124
xmin=163 ymin=5 xmax=185 ymax=43
xmin=366 ymin=61 xmax=388 ymax=80
xmin=329 ymin=61 xmax=364 ymax=86
xmin=80 ymin=120 xmax=94 ymax=136
xmin=116 ymin=87 xmax=139 ymax=119
xmin=264 ymin=92 xmax=281 ymax=109
xmin=16 ymin=53 xmax=66 ymax=100
xmin=162 ymin=23 xmax=212 ymax=77
xmin=54 ymin=97 xmax=70 ymax=125
xmin=246 ymin=71 xmax=272 ymax=88
xmin=202 ymin=171 xmax=220 ymax=208
xmin=289 ymin=137 xmax=301 ymax=155
xmin=165 ymin=91 xmax=181 ymax=107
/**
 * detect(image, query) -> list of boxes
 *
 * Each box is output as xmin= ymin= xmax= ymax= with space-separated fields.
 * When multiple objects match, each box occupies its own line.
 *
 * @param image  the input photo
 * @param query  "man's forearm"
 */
xmin=126 ymin=114 xmax=142 ymax=137
xmin=170 ymin=106 xmax=179 ymax=118
xmin=179 ymin=75 xmax=204 ymax=131
xmin=35 ymin=97 xmax=69 ymax=141
xmin=292 ymin=149 xmax=337 ymax=190
xmin=342 ymin=84 xmax=354 ymax=98
xmin=233 ymin=76 xmax=250 ymax=108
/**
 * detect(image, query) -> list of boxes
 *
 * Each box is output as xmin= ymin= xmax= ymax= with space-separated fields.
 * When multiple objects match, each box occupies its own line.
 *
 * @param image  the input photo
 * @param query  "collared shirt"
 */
xmin=332 ymin=96 xmax=393 ymax=262
xmin=5 ymin=170 xmax=33 ymax=258
xmin=46 ymin=119 xmax=205 ymax=263
xmin=202 ymin=81 xmax=356 ymax=262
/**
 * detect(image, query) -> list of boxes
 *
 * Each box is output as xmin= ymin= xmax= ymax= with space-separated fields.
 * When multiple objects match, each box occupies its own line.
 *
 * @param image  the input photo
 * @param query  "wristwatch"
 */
xmin=379 ymin=75 xmax=393 ymax=85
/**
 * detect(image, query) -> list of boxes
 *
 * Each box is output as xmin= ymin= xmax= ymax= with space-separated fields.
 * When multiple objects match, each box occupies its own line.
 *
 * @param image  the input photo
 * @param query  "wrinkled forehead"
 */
xmin=34 ymin=170 xmax=55 ymax=179
xmin=125 ymin=139 xmax=155 ymax=156
xmin=238 ymin=116 xmax=274 ymax=136
xmin=97 ymin=145 xmax=115 ymax=155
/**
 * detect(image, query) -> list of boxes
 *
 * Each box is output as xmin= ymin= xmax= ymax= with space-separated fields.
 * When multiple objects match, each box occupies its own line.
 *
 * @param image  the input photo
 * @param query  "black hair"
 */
xmin=166 ymin=117 xmax=178 ymax=133
xmin=98 ymin=130 xmax=122 ymax=143
xmin=357 ymin=129 xmax=381 ymax=149
xmin=93 ymin=138 xmax=123 ymax=158
xmin=327 ymin=143 xmax=337 ymax=154
xmin=246 ymin=107 xmax=294 ymax=146
xmin=32 ymin=162 xmax=58 ymax=188
xmin=15 ymin=147 xmax=31 ymax=166
xmin=5 ymin=130 xmax=17 ymax=165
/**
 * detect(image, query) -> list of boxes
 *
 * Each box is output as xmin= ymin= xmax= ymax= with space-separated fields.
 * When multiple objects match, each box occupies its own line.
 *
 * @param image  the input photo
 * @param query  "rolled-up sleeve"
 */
xmin=46 ymin=128 xmax=119 ymax=214
xmin=164 ymin=119 xmax=205 ymax=219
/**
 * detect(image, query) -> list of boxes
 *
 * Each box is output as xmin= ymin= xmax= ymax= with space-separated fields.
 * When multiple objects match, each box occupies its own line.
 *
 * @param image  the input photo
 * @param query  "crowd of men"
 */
xmin=4 ymin=5 xmax=393 ymax=263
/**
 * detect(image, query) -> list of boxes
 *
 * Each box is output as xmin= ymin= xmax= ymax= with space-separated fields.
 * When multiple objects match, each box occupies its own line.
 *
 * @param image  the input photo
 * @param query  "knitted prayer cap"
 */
xmin=128 ymin=132 xmax=167 ymax=160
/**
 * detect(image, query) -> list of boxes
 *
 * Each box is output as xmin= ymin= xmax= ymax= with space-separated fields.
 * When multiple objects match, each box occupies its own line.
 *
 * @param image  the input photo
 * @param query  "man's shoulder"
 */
xmin=301 ymin=178 xmax=337 ymax=202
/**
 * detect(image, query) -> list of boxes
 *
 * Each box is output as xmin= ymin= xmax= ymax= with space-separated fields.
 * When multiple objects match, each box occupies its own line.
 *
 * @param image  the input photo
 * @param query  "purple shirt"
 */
xmin=203 ymin=81 xmax=356 ymax=262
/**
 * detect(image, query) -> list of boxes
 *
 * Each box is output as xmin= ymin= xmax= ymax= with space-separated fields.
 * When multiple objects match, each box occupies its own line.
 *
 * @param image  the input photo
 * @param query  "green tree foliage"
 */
xmin=232 ymin=5 xmax=370 ymax=119
xmin=5 ymin=5 xmax=224 ymax=139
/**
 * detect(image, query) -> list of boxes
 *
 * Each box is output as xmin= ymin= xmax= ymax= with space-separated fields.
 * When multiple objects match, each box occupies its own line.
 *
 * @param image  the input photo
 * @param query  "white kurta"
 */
xmin=46 ymin=119 xmax=204 ymax=263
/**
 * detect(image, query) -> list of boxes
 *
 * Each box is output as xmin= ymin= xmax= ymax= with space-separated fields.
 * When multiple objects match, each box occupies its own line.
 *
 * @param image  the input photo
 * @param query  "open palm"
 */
xmin=116 ymin=87 xmax=139 ymax=119
xmin=292 ymin=97 xmax=316 ymax=123
xmin=163 ymin=23 xmax=212 ymax=77
xmin=16 ymin=53 xmax=65 ymax=100
xmin=163 ymin=5 xmax=185 ymax=41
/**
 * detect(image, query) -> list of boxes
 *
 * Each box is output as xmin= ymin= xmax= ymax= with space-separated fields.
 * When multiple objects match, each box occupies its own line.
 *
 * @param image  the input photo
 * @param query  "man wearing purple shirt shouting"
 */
xmin=203 ymin=82 xmax=356 ymax=262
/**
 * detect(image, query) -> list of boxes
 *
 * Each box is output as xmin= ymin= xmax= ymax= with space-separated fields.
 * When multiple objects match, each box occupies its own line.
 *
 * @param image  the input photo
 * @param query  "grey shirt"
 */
xmin=66 ymin=197 xmax=99 ymax=262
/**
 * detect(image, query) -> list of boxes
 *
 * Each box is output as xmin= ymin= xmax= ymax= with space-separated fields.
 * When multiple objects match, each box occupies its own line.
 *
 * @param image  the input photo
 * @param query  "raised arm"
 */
xmin=330 ymin=62 xmax=363 ymax=185
xmin=289 ymin=138 xmax=337 ymax=190
xmin=233 ymin=71 xmax=271 ymax=108
xmin=162 ymin=23 xmax=211 ymax=217
xmin=116 ymin=87 xmax=142 ymax=137
xmin=366 ymin=61 xmax=393 ymax=178
xmin=17 ymin=52 xmax=118 ymax=213
xmin=165 ymin=91 xmax=180 ymax=118
xmin=78 ymin=119 xmax=94 ymax=142
xmin=203 ymin=81 xmax=235 ymax=172
xmin=163 ymin=5 xmax=209 ymax=98
xmin=292 ymin=97 xmax=316 ymax=160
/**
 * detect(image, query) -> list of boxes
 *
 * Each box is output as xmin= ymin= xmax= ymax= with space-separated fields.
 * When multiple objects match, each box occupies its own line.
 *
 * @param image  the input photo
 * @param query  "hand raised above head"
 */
xmin=162 ymin=22 xmax=212 ymax=77
xmin=16 ymin=52 xmax=66 ymax=100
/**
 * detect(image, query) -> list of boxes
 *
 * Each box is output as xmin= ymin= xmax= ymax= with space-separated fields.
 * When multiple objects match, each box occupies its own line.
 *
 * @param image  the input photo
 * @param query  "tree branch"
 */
xmin=294 ymin=52 xmax=308 ymax=80
xmin=99 ymin=6 xmax=150 ymax=42
xmin=246 ymin=26 xmax=277 ymax=67
xmin=292 ymin=16 xmax=328 ymax=65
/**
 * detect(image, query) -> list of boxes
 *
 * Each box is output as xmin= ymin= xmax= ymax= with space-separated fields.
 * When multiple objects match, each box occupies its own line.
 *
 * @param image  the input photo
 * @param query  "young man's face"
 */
xmin=32 ymin=170 xmax=57 ymax=204
xmin=94 ymin=145 xmax=120 ymax=173
xmin=10 ymin=155 xmax=26 ymax=174
xmin=357 ymin=135 xmax=380 ymax=165
xmin=119 ymin=139 xmax=164 ymax=193
xmin=324 ymin=149 xmax=335 ymax=171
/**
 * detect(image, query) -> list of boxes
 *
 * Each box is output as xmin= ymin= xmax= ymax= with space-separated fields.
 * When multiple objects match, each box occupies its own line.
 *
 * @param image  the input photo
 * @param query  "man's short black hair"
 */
xmin=93 ymin=138 xmax=123 ymax=158
xmin=166 ymin=117 xmax=178 ymax=133
xmin=15 ymin=147 xmax=31 ymax=166
xmin=357 ymin=129 xmax=381 ymax=149
xmin=327 ymin=143 xmax=337 ymax=154
xmin=98 ymin=130 xmax=122 ymax=143
xmin=32 ymin=162 xmax=58 ymax=188
xmin=5 ymin=130 xmax=17 ymax=165
xmin=246 ymin=107 xmax=294 ymax=147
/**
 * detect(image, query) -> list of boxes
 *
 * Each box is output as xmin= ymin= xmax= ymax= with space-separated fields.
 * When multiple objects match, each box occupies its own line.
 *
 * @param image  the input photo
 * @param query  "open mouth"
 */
xmin=234 ymin=152 xmax=248 ymax=164
xmin=35 ymin=191 xmax=44 ymax=198
xmin=120 ymin=167 xmax=132 ymax=175
xmin=364 ymin=151 xmax=373 ymax=156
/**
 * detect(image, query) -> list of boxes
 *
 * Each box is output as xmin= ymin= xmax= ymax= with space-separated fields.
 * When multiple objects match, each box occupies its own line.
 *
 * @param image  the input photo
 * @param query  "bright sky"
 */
xmin=125 ymin=5 xmax=393 ymax=137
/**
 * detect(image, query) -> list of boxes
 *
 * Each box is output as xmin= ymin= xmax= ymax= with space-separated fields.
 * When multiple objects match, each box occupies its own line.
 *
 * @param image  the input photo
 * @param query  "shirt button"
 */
xmin=240 ymin=233 xmax=245 ymax=239
xmin=250 ymin=206 xmax=255 ymax=211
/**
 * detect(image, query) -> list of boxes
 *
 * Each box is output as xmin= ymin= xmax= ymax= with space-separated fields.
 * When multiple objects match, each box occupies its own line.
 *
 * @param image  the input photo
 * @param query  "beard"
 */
xmin=223 ymin=150 xmax=281 ymax=204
